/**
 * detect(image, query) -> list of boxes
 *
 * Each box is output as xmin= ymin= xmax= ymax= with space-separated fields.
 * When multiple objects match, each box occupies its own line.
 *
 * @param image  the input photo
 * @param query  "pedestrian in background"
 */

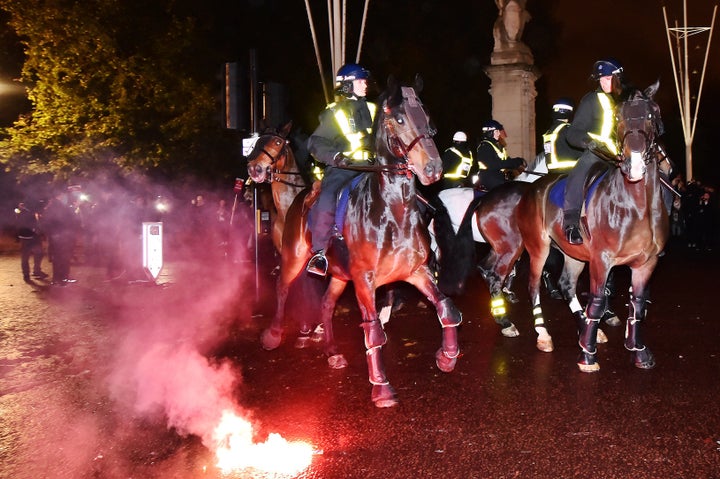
xmin=43 ymin=190 xmax=81 ymax=286
xmin=14 ymin=201 xmax=48 ymax=283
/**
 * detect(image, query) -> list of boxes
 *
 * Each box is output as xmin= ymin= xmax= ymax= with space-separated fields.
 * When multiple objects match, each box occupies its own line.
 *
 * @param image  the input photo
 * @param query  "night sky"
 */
xmin=0 ymin=0 xmax=718 ymax=182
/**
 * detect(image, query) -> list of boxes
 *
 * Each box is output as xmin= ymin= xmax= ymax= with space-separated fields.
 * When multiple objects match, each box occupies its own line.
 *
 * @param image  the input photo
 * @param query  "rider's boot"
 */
xmin=563 ymin=209 xmax=583 ymax=245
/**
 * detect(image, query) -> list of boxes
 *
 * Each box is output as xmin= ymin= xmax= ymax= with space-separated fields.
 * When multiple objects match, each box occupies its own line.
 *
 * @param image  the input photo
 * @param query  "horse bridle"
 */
xmin=618 ymin=99 xmax=659 ymax=166
xmin=380 ymin=87 xmax=436 ymax=176
xmin=252 ymin=135 xmax=306 ymax=187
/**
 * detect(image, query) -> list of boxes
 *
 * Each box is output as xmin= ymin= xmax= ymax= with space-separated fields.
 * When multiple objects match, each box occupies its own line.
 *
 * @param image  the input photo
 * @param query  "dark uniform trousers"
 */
xmin=563 ymin=149 xmax=604 ymax=226
xmin=311 ymin=166 xmax=362 ymax=252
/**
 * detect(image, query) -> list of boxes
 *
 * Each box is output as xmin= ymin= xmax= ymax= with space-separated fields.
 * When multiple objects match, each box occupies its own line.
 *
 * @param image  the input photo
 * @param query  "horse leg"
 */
xmin=261 ymin=257 xmax=305 ymax=350
xmin=352 ymin=276 xmax=397 ymax=408
xmin=626 ymin=264 xmax=657 ymax=369
xmin=526 ymin=247 xmax=553 ymax=352
xmin=321 ymin=277 xmax=349 ymax=369
xmin=478 ymin=250 xmax=519 ymax=337
xmin=406 ymin=266 xmax=462 ymax=373
xmin=560 ymin=256 xmax=608 ymax=345
xmin=261 ymin=275 xmax=291 ymax=350
xmin=601 ymin=269 xmax=621 ymax=326
xmin=577 ymin=263 xmax=611 ymax=372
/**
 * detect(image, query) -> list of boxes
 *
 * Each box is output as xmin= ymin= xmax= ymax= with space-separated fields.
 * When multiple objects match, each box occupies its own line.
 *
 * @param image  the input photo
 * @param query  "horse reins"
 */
xmin=255 ymin=137 xmax=306 ymax=188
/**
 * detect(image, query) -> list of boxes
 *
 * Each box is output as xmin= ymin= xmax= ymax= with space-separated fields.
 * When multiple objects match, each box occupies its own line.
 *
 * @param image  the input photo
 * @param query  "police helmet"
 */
xmin=481 ymin=120 xmax=504 ymax=138
xmin=591 ymin=58 xmax=623 ymax=80
xmin=452 ymin=131 xmax=468 ymax=142
xmin=551 ymin=98 xmax=574 ymax=120
xmin=335 ymin=63 xmax=371 ymax=95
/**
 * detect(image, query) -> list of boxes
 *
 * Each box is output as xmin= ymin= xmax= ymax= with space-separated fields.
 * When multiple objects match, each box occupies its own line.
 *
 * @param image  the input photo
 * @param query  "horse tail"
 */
xmin=436 ymin=194 xmax=482 ymax=296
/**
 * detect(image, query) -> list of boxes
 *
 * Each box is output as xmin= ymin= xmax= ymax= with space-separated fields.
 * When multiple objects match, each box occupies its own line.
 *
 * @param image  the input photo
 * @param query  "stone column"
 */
xmin=485 ymin=0 xmax=540 ymax=161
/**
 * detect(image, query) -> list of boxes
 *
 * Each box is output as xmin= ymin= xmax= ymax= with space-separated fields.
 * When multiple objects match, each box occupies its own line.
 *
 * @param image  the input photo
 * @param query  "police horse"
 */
xmin=253 ymin=77 xmax=462 ymax=407
xmin=246 ymin=121 xmax=309 ymax=252
xmin=478 ymin=80 xmax=669 ymax=370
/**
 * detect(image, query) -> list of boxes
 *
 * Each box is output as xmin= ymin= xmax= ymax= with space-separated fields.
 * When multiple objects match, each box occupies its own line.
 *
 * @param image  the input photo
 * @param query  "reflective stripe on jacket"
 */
xmin=443 ymin=147 xmax=474 ymax=179
xmin=587 ymin=92 xmax=618 ymax=155
xmin=332 ymin=102 xmax=377 ymax=160
xmin=543 ymin=122 xmax=578 ymax=170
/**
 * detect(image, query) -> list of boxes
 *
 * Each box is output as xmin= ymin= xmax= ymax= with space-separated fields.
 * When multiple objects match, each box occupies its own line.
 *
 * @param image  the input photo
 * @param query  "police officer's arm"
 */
xmin=565 ymin=92 xmax=597 ymax=150
xmin=307 ymin=109 xmax=346 ymax=166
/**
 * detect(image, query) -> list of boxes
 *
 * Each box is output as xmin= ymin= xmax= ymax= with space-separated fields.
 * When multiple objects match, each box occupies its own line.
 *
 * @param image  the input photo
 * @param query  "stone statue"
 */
xmin=492 ymin=0 xmax=533 ymax=64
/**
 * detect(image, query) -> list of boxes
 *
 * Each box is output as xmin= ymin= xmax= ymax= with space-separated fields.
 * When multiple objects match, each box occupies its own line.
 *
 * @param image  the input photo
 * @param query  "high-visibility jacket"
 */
xmin=543 ymin=121 xmax=580 ymax=171
xmin=566 ymin=89 xmax=618 ymax=156
xmin=443 ymin=147 xmax=474 ymax=179
xmin=587 ymin=92 xmax=618 ymax=155
xmin=332 ymin=102 xmax=377 ymax=160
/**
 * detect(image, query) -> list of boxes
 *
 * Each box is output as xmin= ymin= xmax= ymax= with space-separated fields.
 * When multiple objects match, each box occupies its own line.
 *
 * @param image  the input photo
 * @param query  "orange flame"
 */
xmin=213 ymin=409 xmax=314 ymax=476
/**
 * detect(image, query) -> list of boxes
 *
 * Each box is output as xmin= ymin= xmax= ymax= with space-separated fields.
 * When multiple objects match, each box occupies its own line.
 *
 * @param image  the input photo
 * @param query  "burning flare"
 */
xmin=213 ymin=409 xmax=314 ymax=476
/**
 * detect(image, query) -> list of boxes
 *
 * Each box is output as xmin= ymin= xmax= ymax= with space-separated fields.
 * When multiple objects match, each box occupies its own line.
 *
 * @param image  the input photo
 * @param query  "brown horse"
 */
xmin=245 ymin=121 xmax=309 ymax=252
xmin=254 ymin=77 xmax=462 ymax=407
xmin=478 ymin=80 xmax=668 ymax=372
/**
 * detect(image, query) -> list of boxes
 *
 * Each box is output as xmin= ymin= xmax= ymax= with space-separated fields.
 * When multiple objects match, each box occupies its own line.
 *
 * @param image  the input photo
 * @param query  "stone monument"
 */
xmin=485 ymin=0 xmax=539 ymax=161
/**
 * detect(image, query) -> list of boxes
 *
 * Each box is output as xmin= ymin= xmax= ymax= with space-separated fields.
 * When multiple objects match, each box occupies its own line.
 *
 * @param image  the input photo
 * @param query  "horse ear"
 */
xmin=280 ymin=121 xmax=293 ymax=138
xmin=385 ymin=75 xmax=401 ymax=106
xmin=386 ymin=75 xmax=398 ymax=93
xmin=414 ymin=74 xmax=424 ymax=94
xmin=645 ymin=79 xmax=660 ymax=100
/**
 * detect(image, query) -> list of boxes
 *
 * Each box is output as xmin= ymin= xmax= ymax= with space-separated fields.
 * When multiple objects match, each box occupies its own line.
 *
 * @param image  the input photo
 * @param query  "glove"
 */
xmin=333 ymin=154 xmax=351 ymax=167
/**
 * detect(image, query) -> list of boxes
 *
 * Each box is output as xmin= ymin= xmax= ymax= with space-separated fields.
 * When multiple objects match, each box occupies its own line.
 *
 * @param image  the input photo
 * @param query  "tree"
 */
xmin=0 ymin=0 xmax=237 ymax=181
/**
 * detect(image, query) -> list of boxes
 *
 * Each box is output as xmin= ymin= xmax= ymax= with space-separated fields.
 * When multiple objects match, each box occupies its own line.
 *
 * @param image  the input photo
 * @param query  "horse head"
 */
xmin=246 ymin=121 xmax=293 ymax=183
xmin=616 ymin=80 xmax=662 ymax=182
xmin=378 ymin=75 xmax=442 ymax=185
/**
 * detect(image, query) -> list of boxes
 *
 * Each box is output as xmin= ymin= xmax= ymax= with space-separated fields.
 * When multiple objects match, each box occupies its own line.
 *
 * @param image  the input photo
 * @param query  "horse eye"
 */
xmin=396 ymin=116 xmax=404 ymax=124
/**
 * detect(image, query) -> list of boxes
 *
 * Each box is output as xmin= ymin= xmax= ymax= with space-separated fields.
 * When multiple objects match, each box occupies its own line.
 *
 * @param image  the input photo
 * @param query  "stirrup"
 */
xmin=564 ymin=224 xmax=583 ymax=245
xmin=306 ymin=251 xmax=328 ymax=277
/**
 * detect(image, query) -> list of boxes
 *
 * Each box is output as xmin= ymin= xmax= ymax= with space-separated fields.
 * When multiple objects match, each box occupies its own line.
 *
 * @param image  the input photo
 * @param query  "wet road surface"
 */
xmin=1 ymin=239 xmax=719 ymax=478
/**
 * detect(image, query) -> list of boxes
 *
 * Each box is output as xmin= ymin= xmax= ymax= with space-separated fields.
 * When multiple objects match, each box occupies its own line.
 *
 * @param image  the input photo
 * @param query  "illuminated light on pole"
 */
xmin=212 ymin=409 xmax=314 ymax=476
xmin=663 ymin=1 xmax=717 ymax=181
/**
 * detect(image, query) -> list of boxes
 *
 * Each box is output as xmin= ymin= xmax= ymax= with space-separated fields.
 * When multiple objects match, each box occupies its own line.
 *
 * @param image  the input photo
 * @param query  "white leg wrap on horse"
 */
xmin=569 ymin=297 xmax=582 ymax=313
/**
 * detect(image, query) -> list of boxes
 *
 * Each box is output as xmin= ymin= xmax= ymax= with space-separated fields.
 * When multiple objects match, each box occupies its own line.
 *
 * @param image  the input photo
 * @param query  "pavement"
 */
xmin=1 ymin=238 xmax=719 ymax=479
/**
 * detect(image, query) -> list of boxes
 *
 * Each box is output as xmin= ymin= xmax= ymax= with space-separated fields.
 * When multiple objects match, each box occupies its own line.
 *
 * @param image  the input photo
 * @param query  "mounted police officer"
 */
xmin=543 ymin=98 xmax=582 ymax=174
xmin=475 ymin=120 xmax=526 ymax=193
xmin=306 ymin=63 xmax=377 ymax=276
xmin=563 ymin=58 xmax=625 ymax=244
xmin=540 ymin=99 xmax=583 ymax=299
xmin=440 ymin=131 xmax=474 ymax=189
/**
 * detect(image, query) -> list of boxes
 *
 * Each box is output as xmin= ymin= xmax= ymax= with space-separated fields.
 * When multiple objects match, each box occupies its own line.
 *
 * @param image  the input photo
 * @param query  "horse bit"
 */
xmin=255 ymin=136 xmax=306 ymax=188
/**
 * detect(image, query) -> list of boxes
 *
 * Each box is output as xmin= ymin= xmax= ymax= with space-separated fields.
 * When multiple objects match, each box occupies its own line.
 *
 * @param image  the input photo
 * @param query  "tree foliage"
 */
xmin=0 ymin=0 xmax=236 ymax=181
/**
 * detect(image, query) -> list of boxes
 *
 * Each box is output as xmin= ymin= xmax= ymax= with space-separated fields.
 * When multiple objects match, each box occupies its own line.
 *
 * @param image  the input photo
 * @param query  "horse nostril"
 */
xmin=425 ymin=163 xmax=440 ymax=179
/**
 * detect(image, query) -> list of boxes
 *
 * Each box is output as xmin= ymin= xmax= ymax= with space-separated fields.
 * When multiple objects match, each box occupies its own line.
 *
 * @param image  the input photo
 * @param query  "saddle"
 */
xmin=549 ymin=161 xmax=610 ymax=211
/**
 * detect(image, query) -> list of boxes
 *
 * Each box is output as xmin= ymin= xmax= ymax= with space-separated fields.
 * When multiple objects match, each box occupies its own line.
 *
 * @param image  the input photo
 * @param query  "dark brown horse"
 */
xmin=254 ymin=77 xmax=462 ymax=407
xmin=478 ymin=81 xmax=668 ymax=371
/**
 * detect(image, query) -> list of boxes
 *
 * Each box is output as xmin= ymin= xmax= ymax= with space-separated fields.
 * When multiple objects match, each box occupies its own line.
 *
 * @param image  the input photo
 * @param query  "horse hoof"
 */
xmin=371 ymin=384 xmax=398 ymax=408
xmin=633 ymin=349 xmax=656 ymax=369
xmin=327 ymin=354 xmax=348 ymax=369
xmin=261 ymin=328 xmax=282 ymax=350
xmin=311 ymin=323 xmax=325 ymax=342
xmin=596 ymin=328 xmax=609 ymax=344
xmin=294 ymin=335 xmax=311 ymax=349
xmin=603 ymin=313 xmax=621 ymax=327
xmin=435 ymin=348 xmax=458 ymax=373
xmin=536 ymin=337 xmax=554 ymax=352
xmin=577 ymin=362 xmax=601 ymax=373
xmin=577 ymin=352 xmax=600 ymax=372
xmin=501 ymin=325 xmax=520 ymax=338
